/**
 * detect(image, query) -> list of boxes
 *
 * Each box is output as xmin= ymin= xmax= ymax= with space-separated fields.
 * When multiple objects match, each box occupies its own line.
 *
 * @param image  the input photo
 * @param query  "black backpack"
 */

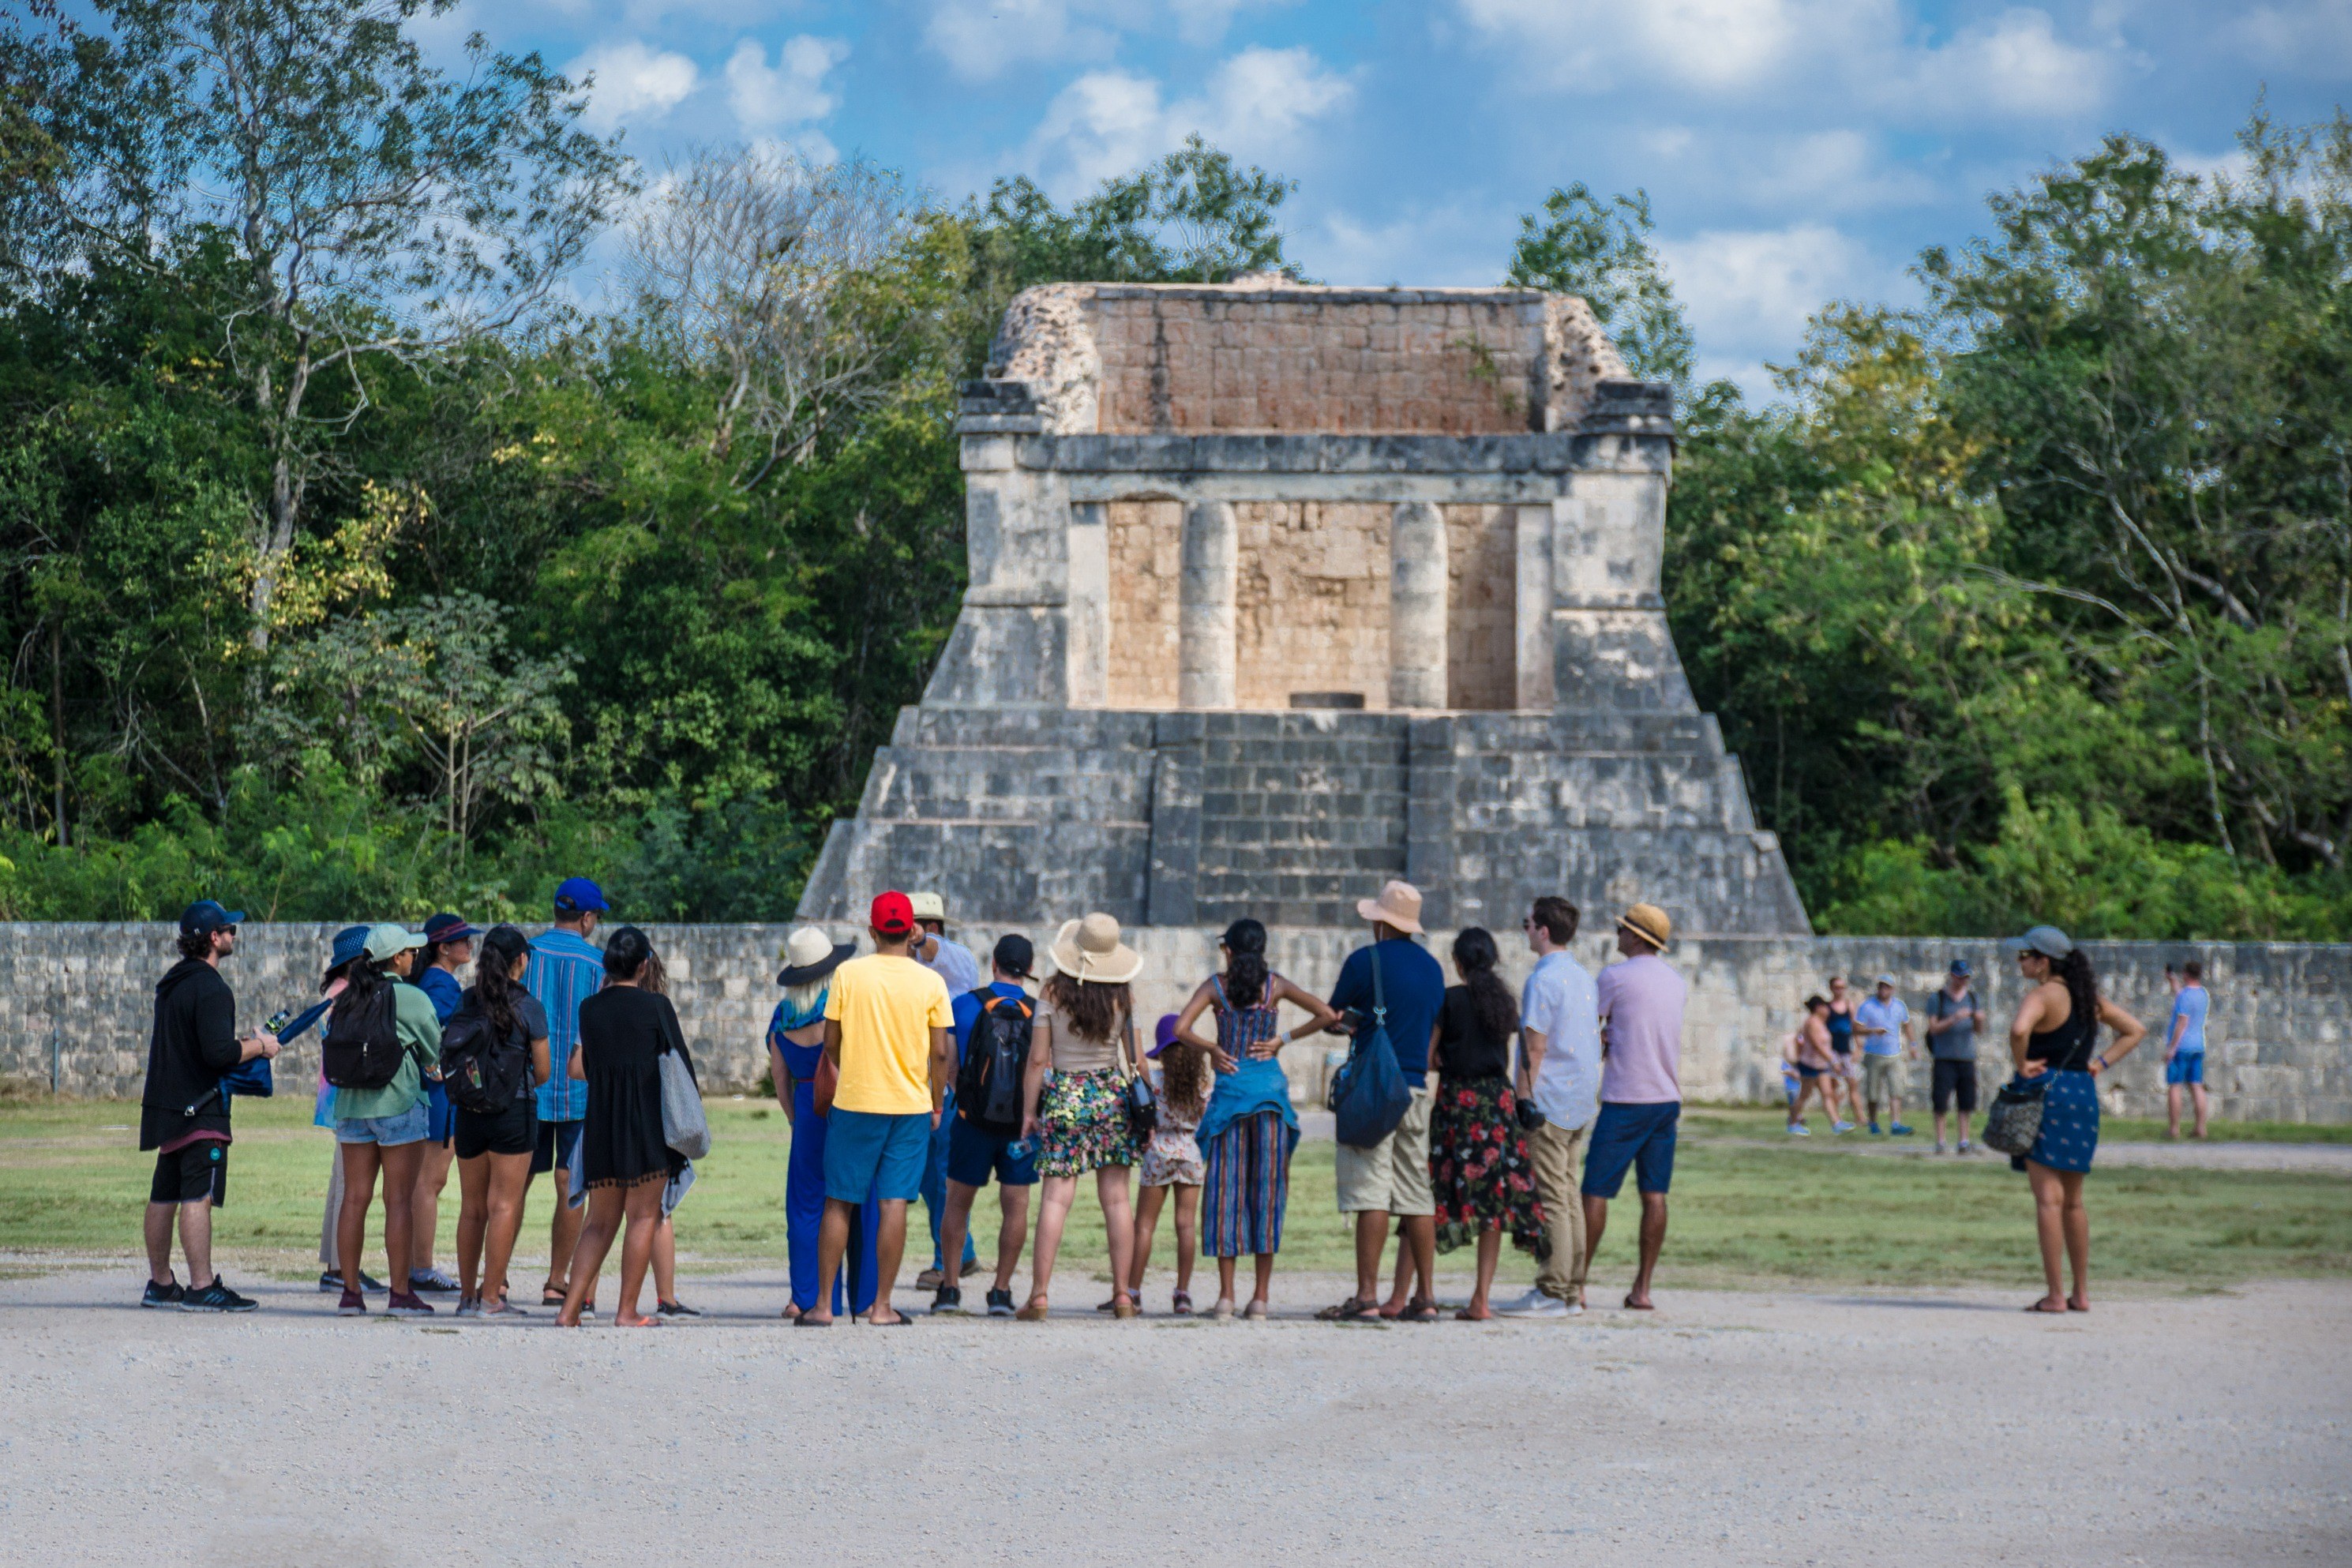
xmin=956 ymin=989 xmax=1033 ymax=1134
xmin=440 ymin=1002 xmax=529 ymax=1115
xmin=321 ymin=982 xmax=404 ymax=1090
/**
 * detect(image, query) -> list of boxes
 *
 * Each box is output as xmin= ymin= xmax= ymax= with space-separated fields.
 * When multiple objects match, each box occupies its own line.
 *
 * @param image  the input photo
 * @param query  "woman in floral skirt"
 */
xmin=1427 ymin=926 xmax=1544 ymax=1320
xmin=1018 ymin=913 xmax=1146 ymax=1320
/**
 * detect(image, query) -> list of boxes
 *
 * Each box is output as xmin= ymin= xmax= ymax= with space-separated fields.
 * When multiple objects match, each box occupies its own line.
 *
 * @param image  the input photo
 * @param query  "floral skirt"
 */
xmin=1038 ymin=1069 xmax=1139 ymax=1177
xmin=1140 ymin=1120 xmax=1205 ymax=1188
xmin=1428 ymin=1075 xmax=1546 ymax=1255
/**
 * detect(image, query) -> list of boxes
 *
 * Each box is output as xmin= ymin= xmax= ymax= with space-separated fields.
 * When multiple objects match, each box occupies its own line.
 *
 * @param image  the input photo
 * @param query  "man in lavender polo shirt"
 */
xmin=1581 ymin=902 xmax=1687 ymax=1311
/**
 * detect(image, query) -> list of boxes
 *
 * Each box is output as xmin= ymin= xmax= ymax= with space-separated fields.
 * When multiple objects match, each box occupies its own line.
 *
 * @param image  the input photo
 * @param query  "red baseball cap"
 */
xmin=869 ymin=891 xmax=915 ymax=936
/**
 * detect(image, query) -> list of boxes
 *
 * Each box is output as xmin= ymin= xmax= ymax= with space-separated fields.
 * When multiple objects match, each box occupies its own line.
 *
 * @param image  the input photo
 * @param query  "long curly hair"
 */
xmin=1042 ymin=974 xmax=1128 ymax=1045
xmin=474 ymin=925 xmax=530 ymax=1044
xmin=2053 ymin=947 xmax=2099 ymax=1030
xmin=1221 ymin=918 xmax=1269 ymax=1009
xmin=1452 ymin=926 xmax=1518 ymax=1040
xmin=1157 ymin=1039 xmax=1209 ymax=1117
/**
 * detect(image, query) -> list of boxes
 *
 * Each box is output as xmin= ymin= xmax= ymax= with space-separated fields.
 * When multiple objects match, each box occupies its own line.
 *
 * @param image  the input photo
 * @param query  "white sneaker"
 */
xmin=1495 ymin=1289 xmax=1570 ymax=1319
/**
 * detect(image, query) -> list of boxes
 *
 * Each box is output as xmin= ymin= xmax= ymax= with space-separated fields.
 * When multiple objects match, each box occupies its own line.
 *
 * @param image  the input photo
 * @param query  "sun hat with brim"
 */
xmin=363 ymin=923 xmax=428 ymax=962
xmin=1147 ymin=1012 xmax=1183 ymax=1058
xmin=325 ymin=924 xmax=370 ymax=976
xmin=1355 ymin=879 xmax=1424 ymax=935
xmin=1874 ymin=973 xmax=1896 ymax=988
xmin=908 ymin=891 xmax=948 ymax=925
xmin=1048 ymin=913 xmax=1145 ymax=986
xmin=1616 ymin=902 xmax=1672 ymax=951
xmin=2016 ymin=925 xmax=2073 ymax=959
xmin=777 ymin=925 xmax=857 ymax=987
xmin=422 ymin=912 xmax=480 ymax=944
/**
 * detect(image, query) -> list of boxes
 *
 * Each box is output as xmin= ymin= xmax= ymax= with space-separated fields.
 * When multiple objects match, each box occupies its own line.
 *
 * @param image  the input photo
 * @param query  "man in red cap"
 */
xmin=802 ymin=891 xmax=955 ymax=1326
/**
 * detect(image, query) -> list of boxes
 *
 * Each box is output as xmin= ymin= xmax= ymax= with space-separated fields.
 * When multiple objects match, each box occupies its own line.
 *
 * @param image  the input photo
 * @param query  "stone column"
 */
xmin=1178 ymin=500 xmax=1237 ymax=709
xmin=1551 ymin=460 xmax=1695 ymax=711
xmin=1389 ymin=501 xmax=1449 ymax=709
xmin=1514 ymin=503 xmax=1555 ymax=710
xmin=1064 ymin=502 xmax=1109 ymax=707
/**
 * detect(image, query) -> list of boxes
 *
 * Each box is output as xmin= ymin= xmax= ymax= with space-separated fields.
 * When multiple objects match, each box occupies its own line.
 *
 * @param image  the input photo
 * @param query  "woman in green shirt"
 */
xmin=331 ymin=924 xmax=445 ymax=1319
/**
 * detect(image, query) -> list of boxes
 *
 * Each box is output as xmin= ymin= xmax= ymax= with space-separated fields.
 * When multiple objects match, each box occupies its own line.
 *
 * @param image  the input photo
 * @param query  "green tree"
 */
xmin=1507 ymin=182 xmax=1696 ymax=388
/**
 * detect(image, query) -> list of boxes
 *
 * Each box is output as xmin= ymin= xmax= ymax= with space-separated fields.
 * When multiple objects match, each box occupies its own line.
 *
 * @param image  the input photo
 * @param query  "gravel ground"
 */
xmin=2 ymin=1266 xmax=2345 ymax=1565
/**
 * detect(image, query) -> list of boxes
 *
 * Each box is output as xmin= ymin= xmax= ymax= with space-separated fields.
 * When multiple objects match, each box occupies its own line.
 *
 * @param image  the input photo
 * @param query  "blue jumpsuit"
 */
xmin=774 ymin=1015 xmax=880 ymax=1315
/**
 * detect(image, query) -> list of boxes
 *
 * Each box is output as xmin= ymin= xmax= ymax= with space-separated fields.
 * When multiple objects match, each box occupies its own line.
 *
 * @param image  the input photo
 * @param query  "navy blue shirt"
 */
xmin=1329 ymin=937 xmax=1446 ymax=1090
xmin=416 ymin=966 xmax=463 ymax=1024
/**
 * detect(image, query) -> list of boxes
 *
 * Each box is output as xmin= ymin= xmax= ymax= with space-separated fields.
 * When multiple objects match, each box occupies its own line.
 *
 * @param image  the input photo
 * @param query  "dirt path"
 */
xmin=2 ymin=1266 xmax=2344 ymax=1565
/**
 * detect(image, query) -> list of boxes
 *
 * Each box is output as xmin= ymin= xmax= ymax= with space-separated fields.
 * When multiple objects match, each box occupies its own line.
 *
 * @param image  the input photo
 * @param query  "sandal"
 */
xmin=1210 ymin=1298 xmax=1236 ymax=1321
xmin=1399 ymin=1296 xmax=1442 ymax=1323
xmin=1621 ymin=1294 xmax=1655 ymax=1311
xmin=1171 ymin=1290 xmax=1193 ymax=1316
xmin=2022 ymin=1298 xmax=2068 ymax=1314
xmin=1015 ymin=1296 xmax=1050 ymax=1322
xmin=1112 ymin=1292 xmax=1138 ymax=1320
xmin=541 ymin=1287 xmax=568 ymax=1307
xmin=1315 ymin=1296 xmax=1379 ymax=1322
xmin=1243 ymin=1300 xmax=1269 ymax=1320
xmin=793 ymin=1311 xmax=835 ymax=1327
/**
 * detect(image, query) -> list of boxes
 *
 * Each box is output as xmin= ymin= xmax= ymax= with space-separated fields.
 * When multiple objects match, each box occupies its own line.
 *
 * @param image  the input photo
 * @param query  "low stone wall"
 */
xmin=5 ymin=923 xmax=2344 ymax=1123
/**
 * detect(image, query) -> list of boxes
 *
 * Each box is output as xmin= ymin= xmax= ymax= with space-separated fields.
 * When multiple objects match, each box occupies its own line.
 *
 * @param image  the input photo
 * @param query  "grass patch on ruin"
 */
xmin=2 ymin=1097 xmax=2346 ymax=1293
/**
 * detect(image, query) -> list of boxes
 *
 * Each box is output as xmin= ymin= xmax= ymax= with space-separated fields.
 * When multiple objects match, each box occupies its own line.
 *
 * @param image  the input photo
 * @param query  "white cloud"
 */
xmin=1026 ymin=45 xmax=1354 ymax=193
xmin=1456 ymin=0 xmax=2118 ymax=122
xmin=1657 ymin=223 xmax=1878 ymax=355
xmin=925 ymin=0 xmax=1135 ymax=82
xmin=2227 ymin=2 xmax=2352 ymax=69
xmin=725 ymin=34 xmax=850 ymax=151
xmin=1168 ymin=0 xmax=1296 ymax=46
xmin=565 ymin=39 xmax=699 ymax=134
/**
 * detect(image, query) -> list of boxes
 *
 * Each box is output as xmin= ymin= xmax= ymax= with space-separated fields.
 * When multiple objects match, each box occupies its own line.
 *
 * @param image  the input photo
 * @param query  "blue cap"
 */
xmin=327 ymin=924 xmax=370 ymax=970
xmin=178 ymin=899 xmax=243 ymax=937
xmin=553 ymin=876 xmax=608 ymax=914
xmin=1949 ymin=958 xmax=1973 ymax=977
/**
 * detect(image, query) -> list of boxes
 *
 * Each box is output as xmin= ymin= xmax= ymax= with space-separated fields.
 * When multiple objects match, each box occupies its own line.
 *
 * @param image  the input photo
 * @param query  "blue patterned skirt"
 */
xmin=2020 ymin=1068 xmax=2099 ymax=1174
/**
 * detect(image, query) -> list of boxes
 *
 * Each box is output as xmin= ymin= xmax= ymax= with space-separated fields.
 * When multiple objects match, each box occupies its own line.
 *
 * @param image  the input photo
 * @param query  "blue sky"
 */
xmin=418 ymin=0 xmax=2352 ymax=400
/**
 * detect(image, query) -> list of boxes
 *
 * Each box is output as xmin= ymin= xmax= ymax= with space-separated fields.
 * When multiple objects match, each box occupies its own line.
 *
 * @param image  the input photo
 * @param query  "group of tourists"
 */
xmin=137 ymin=872 xmax=2164 ymax=1321
xmin=761 ymin=880 xmax=1689 ymax=1324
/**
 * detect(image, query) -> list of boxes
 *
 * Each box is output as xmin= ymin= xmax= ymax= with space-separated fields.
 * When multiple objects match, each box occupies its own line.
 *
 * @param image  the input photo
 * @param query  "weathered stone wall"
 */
xmin=1445 ymin=502 xmax=1517 ymax=711
xmin=13 ymin=922 xmax=2345 ymax=1124
xmin=1105 ymin=500 xmax=1182 ymax=707
xmin=1234 ymin=501 xmax=1394 ymax=710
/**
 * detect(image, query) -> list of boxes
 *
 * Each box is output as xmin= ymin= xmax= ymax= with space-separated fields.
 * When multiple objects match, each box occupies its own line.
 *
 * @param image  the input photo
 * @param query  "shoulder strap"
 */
xmin=1120 ymin=1012 xmax=1141 ymax=1081
xmin=1370 ymin=945 xmax=1386 ymax=1022
xmin=1210 ymin=974 xmax=1231 ymax=1013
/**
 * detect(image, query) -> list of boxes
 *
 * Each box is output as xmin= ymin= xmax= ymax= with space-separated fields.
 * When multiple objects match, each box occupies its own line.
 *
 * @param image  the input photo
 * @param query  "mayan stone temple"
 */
xmin=798 ymin=277 xmax=1810 ymax=938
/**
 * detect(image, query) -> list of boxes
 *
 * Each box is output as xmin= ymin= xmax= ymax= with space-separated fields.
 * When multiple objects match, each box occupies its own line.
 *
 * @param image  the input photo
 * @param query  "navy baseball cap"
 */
xmin=178 ymin=899 xmax=243 ymax=937
xmin=553 ymin=877 xmax=608 ymax=914
xmin=1949 ymin=958 xmax=1973 ymax=977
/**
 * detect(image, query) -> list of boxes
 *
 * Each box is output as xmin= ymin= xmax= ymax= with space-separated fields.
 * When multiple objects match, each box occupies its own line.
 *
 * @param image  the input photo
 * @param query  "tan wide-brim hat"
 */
xmin=1617 ymin=902 xmax=1672 ymax=951
xmin=1048 ymin=913 xmax=1145 ymax=986
xmin=1355 ymin=879 xmax=1424 ymax=935
xmin=908 ymin=891 xmax=947 ymax=925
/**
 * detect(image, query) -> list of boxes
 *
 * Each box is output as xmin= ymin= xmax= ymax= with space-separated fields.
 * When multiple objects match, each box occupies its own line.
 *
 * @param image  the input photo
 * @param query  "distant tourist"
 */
xmin=1785 ymin=995 xmax=1839 ymax=1135
xmin=803 ymin=892 xmax=954 ymax=1327
xmin=407 ymin=910 xmax=478 ymax=1297
xmin=1581 ymin=903 xmax=1686 ymax=1311
xmin=1319 ymin=880 xmax=1446 ymax=1324
xmin=139 ymin=901 xmax=279 ymax=1311
xmin=765 ymin=928 xmax=879 ymax=1322
xmin=448 ymin=925 xmax=550 ymax=1317
xmin=1125 ymin=1013 xmax=1209 ymax=1315
xmin=634 ymin=947 xmax=700 ymax=1319
xmin=907 ymin=891 xmax=980 ymax=1292
xmin=1855 ymin=974 xmax=1916 ymax=1136
xmin=933 ymin=936 xmax=1041 ymax=1316
xmin=1170 ymin=919 xmax=1341 ymax=1319
xmin=1499 ymin=895 xmax=1600 ymax=1319
xmin=1019 ymin=913 xmax=1146 ymax=1320
xmin=527 ymin=877 xmax=608 ymax=1310
xmin=2164 ymin=961 xmax=2211 ymax=1140
xmin=328 ymin=924 xmax=445 ymax=1319
xmin=556 ymin=926 xmax=696 ymax=1328
xmin=1426 ymin=927 xmax=1544 ymax=1321
xmin=2008 ymin=926 xmax=2146 ymax=1314
xmin=308 ymin=925 xmax=377 ymax=1296
xmin=1925 ymin=960 xmax=1986 ymax=1153
xmin=1823 ymin=976 xmax=1861 ymax=1131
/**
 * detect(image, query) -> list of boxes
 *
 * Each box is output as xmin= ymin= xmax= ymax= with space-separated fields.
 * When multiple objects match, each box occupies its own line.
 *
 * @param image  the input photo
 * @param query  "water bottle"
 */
xmin=1006 ymin=1136 xmax=1035 ymax=1161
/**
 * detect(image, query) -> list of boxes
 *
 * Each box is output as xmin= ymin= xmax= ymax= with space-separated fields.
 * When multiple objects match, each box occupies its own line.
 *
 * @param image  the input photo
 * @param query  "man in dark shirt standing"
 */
xmin=140 ymin=900 xmax=278 ymax=1311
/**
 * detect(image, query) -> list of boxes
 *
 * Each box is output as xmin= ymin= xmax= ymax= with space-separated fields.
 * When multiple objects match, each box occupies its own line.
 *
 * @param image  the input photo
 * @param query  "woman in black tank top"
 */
xmin=2007 ymin=926 xmax=2146 ymax=1315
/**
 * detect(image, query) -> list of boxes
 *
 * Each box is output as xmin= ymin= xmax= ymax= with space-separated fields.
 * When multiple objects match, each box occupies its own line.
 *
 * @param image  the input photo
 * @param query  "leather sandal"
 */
xmin=1015 ymin=1296 xmax=1050 ymax=1322
xmin=1315 ymin=1296 xmax=1379 ymax=1322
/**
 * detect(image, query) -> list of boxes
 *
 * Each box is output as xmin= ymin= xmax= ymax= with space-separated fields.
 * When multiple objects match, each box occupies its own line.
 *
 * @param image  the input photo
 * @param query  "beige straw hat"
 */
xmin=1616 ymin=902 xmax=1672 ymax=951
xmin=1048 ymin=913 xmax=1145 ymax=985
xmin=1355 ymin=879 xmax=1424 ymax=935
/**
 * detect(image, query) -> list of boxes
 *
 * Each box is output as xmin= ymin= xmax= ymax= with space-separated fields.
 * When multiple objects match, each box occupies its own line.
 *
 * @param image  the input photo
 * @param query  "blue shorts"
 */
xmin=1581 ymin=1101 xmax=1680 ymax=1198
xmin=825 ymin=1108 xmax=930 ymax=1204
xmin=424 ymin=1078 xmax=454 ymax=1144
xmin=947 ymin=1115 xmax=1039 ymax=1188
xmin=2166 ymin=1052 xmax=2205 ymax=1086
xmin=530 ymin=1116 xmax=583 ymax=1176
xmin=336 ymin=1100 xmax=432 ymax=1147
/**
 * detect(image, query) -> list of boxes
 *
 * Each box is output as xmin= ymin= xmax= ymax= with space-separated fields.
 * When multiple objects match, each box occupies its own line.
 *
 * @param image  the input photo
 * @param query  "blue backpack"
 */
xmin=1329 ymin=946 xmax=1413 ymax=1148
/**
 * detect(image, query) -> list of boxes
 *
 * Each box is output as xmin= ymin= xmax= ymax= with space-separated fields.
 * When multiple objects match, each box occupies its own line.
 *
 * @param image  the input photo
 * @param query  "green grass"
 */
xmin=2 ymin=1097 xmax=2346 ymax=1292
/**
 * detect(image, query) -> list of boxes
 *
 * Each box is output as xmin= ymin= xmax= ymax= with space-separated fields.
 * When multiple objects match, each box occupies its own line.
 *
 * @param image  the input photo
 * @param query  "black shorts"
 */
xmin=455 ymin=1097 xmax=538 ymax=1160
xmin=1932 ymin=1058 xmax=1979 ymax=1113
xmin=529 ymin=1116 xmax=583 ymax=1176
xmin=151 ymin=1142 xmax=227 ymax=1206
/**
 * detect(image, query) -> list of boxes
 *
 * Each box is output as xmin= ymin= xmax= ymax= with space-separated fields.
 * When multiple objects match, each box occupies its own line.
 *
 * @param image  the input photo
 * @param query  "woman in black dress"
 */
xmin=557 ymin=927 xmax=696 ymax=1328
xmin=1427 ymin=926 xmax=1544 ymax=1320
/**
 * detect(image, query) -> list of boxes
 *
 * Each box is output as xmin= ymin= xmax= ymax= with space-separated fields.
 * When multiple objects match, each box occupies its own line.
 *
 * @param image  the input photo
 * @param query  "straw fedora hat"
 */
xmin=1616 ymin=902 xmax=1672 ymax=951
xmin=1048 ymin=913 xmax=1145 ymax=985
xmin=777 ymin=925 xmax=856 ymax=986
xmin=1355 ymin=879 xmax=1424 ymax=935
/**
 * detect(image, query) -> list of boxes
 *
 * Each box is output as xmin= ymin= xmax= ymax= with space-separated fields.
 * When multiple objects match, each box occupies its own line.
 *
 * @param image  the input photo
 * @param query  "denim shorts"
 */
xmin=336 ymin=1100 xmax=432 ymax=1147
xmin=2166 ymin=1052 xmax=2206 ymax=1086
xmin=1580 ymin=1101 xmax=1680 ymax=1198
xmin=824 ymin=1107 xmax=930 ymax=1204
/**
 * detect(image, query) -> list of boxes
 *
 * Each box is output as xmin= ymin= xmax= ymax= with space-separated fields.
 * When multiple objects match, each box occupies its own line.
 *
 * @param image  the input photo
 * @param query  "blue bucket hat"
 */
xmin=326 ymin=924 xmax=370 ymax=973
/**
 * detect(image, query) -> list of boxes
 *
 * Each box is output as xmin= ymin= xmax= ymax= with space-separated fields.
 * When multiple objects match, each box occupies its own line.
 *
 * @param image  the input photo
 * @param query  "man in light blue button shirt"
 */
xmin=525 ymin=876 xmax=606 ymax=1306
xmin=1499 ymin=895 xmax=1602 ymax=1319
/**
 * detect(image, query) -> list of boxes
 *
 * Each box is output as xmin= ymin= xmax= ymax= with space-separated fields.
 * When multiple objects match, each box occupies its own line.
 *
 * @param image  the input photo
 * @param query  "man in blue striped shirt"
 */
xmin=526 ymin=876 xmax=607 ymax=1307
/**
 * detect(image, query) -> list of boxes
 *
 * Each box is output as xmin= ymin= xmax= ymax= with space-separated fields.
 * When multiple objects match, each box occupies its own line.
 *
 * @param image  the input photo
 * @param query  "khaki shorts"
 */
xmin=1863 ymin=1054 xmax=1903 ymax=1103
xmin=1334 ymin=1085 xmax=1435 ymax=1217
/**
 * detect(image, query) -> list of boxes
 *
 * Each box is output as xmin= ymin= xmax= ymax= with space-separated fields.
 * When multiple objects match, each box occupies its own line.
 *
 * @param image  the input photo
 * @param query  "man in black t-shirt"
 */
xmin=139 ymin=901 xmax=279 ymax=1311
